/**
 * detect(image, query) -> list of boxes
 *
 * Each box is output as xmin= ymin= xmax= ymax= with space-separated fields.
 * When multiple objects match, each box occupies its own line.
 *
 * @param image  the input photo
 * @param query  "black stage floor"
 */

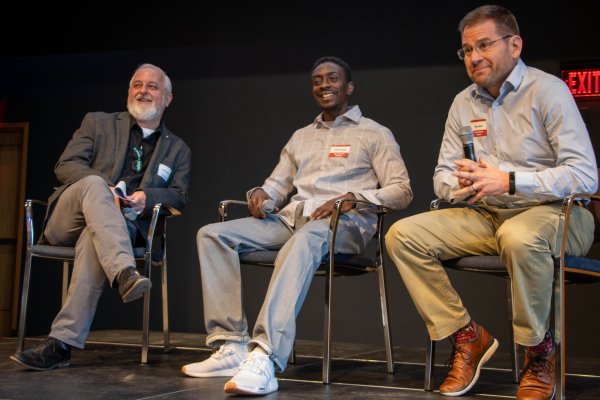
xmin=1 ymin=330 xmax=599 ymax=399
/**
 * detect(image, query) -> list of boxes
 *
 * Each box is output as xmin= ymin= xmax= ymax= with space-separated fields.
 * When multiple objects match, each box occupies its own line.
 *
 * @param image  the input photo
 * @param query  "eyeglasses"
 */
xmin=132 ymin=146 xmax=143 ymax=172
xmin=457 ymin=35 xmax=513 ymax=60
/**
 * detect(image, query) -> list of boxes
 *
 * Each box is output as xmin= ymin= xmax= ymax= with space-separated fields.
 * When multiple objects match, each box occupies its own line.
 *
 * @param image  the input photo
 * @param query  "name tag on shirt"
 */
xmin=470 ymin=119 xmax=488 ymax=137
xmin=158 ymin=163 xmax=172 ymax=182
xmin=329 ymin=144 xmax=351 ymax=158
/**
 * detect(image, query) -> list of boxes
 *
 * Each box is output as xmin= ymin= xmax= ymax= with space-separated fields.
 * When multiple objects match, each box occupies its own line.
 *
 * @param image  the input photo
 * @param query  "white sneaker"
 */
xmin=224 ymin=352 xmax=278 ymax=395
xmin=182 ymin=341 xmax=248 ymax=377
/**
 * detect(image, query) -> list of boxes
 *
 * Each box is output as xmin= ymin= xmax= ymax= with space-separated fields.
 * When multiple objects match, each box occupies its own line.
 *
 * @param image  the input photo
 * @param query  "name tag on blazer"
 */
xmin=158 ymin=163 xmax=172 ymax=182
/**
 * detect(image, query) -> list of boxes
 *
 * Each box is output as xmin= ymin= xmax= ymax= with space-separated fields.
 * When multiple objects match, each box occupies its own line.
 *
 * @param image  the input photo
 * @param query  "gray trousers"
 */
xmin=198 ymin=213 xmax=363 ymax=371
xmin=385 ymin=202 xmax=594 ymax=346
xmin=44 ymin=175 xmax=135 ymax=348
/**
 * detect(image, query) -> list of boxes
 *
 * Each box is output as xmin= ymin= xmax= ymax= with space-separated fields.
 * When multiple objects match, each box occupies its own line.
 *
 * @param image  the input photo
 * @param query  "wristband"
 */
xmin=509 ymin=171 xmax=516 ymax=195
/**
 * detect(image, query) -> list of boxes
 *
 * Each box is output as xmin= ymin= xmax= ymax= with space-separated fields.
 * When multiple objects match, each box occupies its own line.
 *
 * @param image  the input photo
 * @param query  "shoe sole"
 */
xmin=9 ymin=355 xmax=70 ymax=371
xmin=181 ymin=365 xmax=238 ymax=377
xmin=121 ymin=278 xmax=152 ymax=303
xmin=223 ymin=379 xmax=278 ymax=395
xmin=440 ymin=338 xmax=499 ymax=397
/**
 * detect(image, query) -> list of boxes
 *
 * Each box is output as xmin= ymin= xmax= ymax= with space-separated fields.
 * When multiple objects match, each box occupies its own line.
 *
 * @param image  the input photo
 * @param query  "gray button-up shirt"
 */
xmin=249 ymin=105 xmax=412 ymax=244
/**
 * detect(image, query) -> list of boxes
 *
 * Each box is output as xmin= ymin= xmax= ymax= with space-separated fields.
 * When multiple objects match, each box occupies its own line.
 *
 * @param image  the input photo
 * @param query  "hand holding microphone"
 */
xmin=458 ymin=126 xmax=476 ymax=161
xmin=248 ymin=188 xmax=276 ymax=218
xmin=457 ymin=126 xmax=477 ymax=195
xmin=261 ymin=199 xmax=275 ymax=214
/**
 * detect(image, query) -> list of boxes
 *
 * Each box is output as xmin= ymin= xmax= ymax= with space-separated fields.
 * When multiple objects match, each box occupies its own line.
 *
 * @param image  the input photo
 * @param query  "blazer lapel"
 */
xmin=142 ymin=125 xmax=172 ymax=185
xmin=113 ymin=112 xmax=132 ymax=182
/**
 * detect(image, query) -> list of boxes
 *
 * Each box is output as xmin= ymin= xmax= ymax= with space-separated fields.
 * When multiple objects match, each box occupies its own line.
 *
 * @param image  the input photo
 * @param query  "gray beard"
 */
xmin=128 ymin=101 xmax=162 ymax=122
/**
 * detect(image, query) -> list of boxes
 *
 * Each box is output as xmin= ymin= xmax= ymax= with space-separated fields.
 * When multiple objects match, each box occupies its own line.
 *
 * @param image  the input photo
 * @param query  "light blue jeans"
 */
xmin=197 ymin=213 xmax=363 ymax=371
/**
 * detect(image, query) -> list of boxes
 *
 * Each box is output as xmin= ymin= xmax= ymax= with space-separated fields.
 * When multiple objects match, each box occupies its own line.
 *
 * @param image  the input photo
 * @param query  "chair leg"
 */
xmin=141 ymin=257 xmax=152 ymax=364
xmin=61 ymin=262 xmax=70 ymax=305
xmin=506 ymin=280 xmax=520 ymax=383
xmin=289 ymin=342 xmax=296 ymax=365
xmin=16 ymin=253 xmax=33 ymax=353
xmin=376 ymin=264 xmax=394 ymax=374
xmin=424 ymin=338 xmax=435 ymax=391
xmin=554 ymin=265 xmax=565 ymax=400
xmin=161 ymin=259 xmax=171 ymax=352
xmin=322 ymin=263 xmax=334 ymax=384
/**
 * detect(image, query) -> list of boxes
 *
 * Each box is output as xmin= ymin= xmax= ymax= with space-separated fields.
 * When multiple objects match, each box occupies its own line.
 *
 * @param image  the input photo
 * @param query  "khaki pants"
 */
xmin=385 ymin=203 xmax=593 ymax=346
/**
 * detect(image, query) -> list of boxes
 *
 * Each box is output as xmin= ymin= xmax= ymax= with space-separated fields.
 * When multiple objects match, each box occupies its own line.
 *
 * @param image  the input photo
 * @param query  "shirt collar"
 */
xmin=130 ymin=116 xmax=165 ymax=136
xmin=470 ymin=59 xmax=526 ymax=102
xmin=313 ymin=105 xmax=362 ymax=128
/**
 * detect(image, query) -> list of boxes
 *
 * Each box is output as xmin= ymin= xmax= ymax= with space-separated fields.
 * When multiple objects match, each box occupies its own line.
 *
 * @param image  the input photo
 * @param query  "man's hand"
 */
xmin=310 ymin=192 xmax=356 ymax=220
xmin=456 ymin=159 xmax=475 ymax=189
xmin=109 ymin=186 xmax=123 ymax=209
xmin=126 ymin=190 xmax=147 ymax=214
xmin=248 ymin=188 xmax=273 ymax=219
xmin=452 ymin=157 xmax=510 ymax=204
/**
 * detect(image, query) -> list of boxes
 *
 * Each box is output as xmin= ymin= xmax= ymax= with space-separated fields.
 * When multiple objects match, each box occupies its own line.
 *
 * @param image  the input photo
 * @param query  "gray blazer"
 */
xmin=46 ymin=111 xmax=191 ymax=239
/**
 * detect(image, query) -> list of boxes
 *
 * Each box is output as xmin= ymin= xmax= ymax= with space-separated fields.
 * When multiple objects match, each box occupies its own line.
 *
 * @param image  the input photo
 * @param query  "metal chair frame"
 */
xmin=16 ymin=199 xmax=180 ymax=364
xmin=218 ymin=198 xmax=395 ymax=384
xmin=424 ymin=193 xmax=600 ymax=400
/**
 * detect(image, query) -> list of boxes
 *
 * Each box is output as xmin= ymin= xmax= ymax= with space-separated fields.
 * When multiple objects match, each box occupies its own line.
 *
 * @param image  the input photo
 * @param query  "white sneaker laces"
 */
xmin=212 ymin=342 xmax=239 ymax=360
xmin=239 ymin=353 xmax=271 ymax=375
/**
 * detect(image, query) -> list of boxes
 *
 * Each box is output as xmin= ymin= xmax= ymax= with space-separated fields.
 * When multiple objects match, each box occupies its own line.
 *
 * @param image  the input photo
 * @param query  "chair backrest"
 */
xmin=220 ymin=199 xmax=388 ymax=276
xmin=24 ymin=199 xmax=49 ymax=248
xmin=590 ymin=168 xmax=600 ymax=244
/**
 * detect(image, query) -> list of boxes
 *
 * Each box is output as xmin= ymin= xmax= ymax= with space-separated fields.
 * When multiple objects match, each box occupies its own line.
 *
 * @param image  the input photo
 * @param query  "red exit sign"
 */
xmin=561 ymin=68 xmax=600 ymax=98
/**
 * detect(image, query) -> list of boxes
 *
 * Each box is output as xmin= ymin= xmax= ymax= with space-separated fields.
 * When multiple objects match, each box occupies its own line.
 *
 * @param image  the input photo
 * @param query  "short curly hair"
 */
xmin=311 ymin=56 xmax=353 ymax=82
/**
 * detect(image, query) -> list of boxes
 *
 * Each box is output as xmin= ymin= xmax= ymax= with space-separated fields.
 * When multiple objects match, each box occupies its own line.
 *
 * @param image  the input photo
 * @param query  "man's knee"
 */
xmin=197 ymin=221 xmax=240 ymax=249
xmin=496 ymin=224 xmax=542 ymax=258
xmin=75 ymin=175 xmax=112 ymax=200
xmin=385 ymin=217 xmax=419 ymax=252
xmin=197 ymin=223 xmax=220 ymax=243
xmin=79 ymin=174 xmax=106 ymax=188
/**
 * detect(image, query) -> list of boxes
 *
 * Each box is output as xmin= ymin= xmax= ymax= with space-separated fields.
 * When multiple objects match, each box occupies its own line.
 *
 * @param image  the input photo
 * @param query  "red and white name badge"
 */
xmin=329 ymin=144 xmax=351 ymax=158
xmin=470 ymin=119 xmax=488 ymax=137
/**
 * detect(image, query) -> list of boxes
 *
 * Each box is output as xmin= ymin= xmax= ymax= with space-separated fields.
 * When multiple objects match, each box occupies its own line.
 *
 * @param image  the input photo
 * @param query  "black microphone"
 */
xmin=458 ymin=126 xmax=476 ymax=161
xmin=261 ymin=199 xmax=275 ymax=214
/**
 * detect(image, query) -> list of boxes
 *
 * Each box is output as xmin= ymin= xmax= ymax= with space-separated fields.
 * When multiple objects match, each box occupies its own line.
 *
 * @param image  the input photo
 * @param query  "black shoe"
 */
xmin=10 ymin=337 xmax=71 ymax=370
xmin=117 ymin=267 xmax=151 ymax=303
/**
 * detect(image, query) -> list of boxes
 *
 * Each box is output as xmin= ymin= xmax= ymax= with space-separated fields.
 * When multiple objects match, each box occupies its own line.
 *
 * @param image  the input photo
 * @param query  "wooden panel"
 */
xmin=0 ymin=123 xmax=28 ymax=336
xmin=0 ymin=244 xmax=14 ymax=309
xmin=0 ymin=136 xmax=21 ymax=238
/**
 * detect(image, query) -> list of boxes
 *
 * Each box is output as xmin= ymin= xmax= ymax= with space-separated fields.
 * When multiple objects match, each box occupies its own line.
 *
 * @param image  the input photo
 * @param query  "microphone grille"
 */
xmin=458 ymin=126 xmax=474 ymax=145
xmin=262 ymin=199 xmax=275 ymax=213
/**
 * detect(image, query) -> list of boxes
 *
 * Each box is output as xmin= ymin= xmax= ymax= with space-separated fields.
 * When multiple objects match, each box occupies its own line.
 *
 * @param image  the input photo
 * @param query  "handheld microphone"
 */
xmin=261 ymin=199 xmax=275 ymax=214
xmin=458 ymin=126 xmax=476 ymax=161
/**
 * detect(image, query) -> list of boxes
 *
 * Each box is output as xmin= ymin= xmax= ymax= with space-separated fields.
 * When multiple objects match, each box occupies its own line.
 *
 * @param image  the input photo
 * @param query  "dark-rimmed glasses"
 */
xmin=457 ymin=35 xmax=513 ymax=60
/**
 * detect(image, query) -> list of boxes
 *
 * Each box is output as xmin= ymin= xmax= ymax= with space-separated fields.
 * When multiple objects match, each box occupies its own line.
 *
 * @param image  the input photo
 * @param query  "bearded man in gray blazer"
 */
xmin=10 ymin=63 xmax=191 ymax=371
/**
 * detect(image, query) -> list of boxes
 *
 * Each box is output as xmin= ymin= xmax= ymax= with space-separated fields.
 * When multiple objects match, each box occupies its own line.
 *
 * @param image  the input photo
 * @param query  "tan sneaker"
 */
xmin=517 ymin=348 xmax=556 ymax=400
xmin=439 ymin=322 xmax=499 ymax=396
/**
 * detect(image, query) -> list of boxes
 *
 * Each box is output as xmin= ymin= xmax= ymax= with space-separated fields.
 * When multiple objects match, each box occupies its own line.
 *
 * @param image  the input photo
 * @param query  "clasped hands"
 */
xmin=452 ymin=157 xmax=510 ymax=204
xmin=249 ymin=188 xmax=356 ymax=219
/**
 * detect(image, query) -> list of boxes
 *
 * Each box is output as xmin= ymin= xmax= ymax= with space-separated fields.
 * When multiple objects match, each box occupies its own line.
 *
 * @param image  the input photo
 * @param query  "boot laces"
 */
xmin=521 ymin=352 xmax=554 ymax=380
xmin=445 ymin=337 xmax=473 ymax=369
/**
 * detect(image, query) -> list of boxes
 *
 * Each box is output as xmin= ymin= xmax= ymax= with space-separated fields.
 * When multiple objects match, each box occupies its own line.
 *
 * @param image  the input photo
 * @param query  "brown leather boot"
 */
xmin=517 ymin=348 xmax=556 ymax=400
xmin=439 ymin=322 xmax=499 ymax=396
